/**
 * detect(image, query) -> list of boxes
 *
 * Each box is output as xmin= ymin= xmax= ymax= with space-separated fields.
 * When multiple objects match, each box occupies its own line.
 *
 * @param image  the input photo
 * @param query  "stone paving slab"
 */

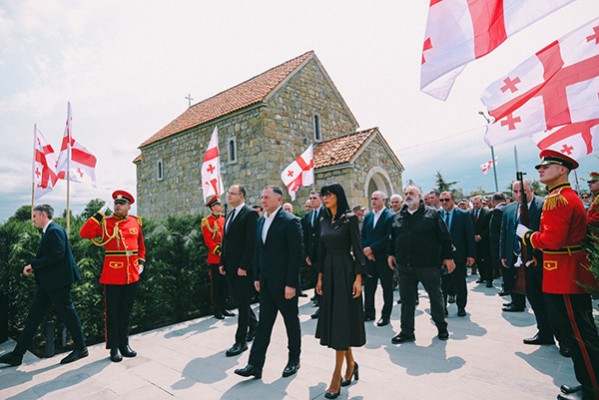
xmin=0 ymin=275 xmax=596 ymax=400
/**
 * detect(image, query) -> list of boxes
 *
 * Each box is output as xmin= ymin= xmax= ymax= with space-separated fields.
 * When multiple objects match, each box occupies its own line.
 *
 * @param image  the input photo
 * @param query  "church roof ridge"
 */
xmin=139 ymin=50 xmax=315 ymax=148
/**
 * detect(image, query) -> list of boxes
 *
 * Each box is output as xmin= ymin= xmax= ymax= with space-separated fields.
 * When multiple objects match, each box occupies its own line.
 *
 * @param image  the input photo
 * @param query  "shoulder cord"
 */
xmin=91 ymin=219 xmax=121 ymax=247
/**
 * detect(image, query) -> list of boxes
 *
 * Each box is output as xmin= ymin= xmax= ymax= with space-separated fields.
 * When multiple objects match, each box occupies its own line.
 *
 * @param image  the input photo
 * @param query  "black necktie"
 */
xmin=226 ymin=208 xmax=236 ymax=232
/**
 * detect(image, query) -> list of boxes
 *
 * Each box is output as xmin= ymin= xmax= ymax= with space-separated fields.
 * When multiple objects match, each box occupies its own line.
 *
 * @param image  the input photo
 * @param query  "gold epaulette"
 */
xmin=543 ymin=187 xmax=569 ymax=211
xmin=201 ymin=217 xmax=209 ymax=227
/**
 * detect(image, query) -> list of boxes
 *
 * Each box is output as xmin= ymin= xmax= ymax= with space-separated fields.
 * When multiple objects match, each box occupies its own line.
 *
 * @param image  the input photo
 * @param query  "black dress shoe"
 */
xmin=447 ymin=295 xmax=456 ymax=304
xmin=523 ymin=334 xmax=554 ymax=345
xmin=377 ymin=318 xmax=390 ymax=327
xmin=222 ymin=310 xmax=235 ymax=317
xmin=311 ymin=309 xmax=320 ymax=319
xmin=119 ymin=345 xmax=137 ymax=357
xmin=396 ymin=299 xmax=401 ymax=304
xmin=391 ymin=333 xmax=415 ymax=344
xmin=457 ymin=309 xmax=467 ymax=317
xmin=0 ymin=351 xmax=23 ymax=366
xmin=341 ymin=361 xmax=359 ymax=386
xmin=557 ymin=389 xmax=591 ymax=400
xmin=438 ymin=328 xmax=449 ymax=340
xmin=298 ymin=292 xmax=308 ymax=297
xmin=364 ymin=315 xmax=375 ymax=322
xmin=476 ymin=278 xmax=484 ymax=283
xmin=246 ymin=327 xmax=257 ymax=343
xmin=214 ymin=312 xmax=225 ymax=320
xmin=282 ymin=361 xmax=300 ymax=377
xmin=486 ymin=281 xmax=493 ymax=288
xmin=498 ymin=289 xmax=511 ymax=296
xmin=110 ymin=348 xmax=123 ymax=362
xmin=234 ymin=364 xmax=262 ymax=379
xmin=502 ymin=304 xmax=525 ymax=312
xmin=226 ymin=342 xmax=248 ymax=357
xmin=60 ymin=347 xmax=89 ymax=364
xmin=561 ymin=384 xmax=582 ymax=394
xmin=559 ymin=344 xmax=572 ymax=358
xmin=503 ymin=302 xmax=512 ymax=307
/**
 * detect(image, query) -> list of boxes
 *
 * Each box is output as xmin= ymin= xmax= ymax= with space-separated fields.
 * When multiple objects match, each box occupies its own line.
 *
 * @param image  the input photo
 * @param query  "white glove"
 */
xmin=98 ymin=204 xmax=109 ymax=214
xmin=516 ymin=223 xmax=529 ymax=238
xmin=138 ymin=264 xmax=144 ymax=274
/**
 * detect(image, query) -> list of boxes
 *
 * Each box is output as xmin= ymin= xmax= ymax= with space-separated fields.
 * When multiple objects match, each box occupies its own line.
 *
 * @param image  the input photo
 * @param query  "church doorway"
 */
xmin=364 ymin=166 xmax=393 ymax=197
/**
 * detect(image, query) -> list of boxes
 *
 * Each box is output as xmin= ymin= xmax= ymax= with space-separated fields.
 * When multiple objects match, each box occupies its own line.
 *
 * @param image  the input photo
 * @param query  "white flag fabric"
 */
xmin=56 ymin=102 xmax=98 ymax=185
xmin=33 ymin=127 xmax=59 ymax=200
xmin=480 ymin=157 xmax=498 ymax=175
xmin=280 ymin=144 xmax=314 ymax=201
xmin=421 ymin=0 xmax=574 ymax=101
xmin=201 ymin=126 xmax=224 ymax=201
xmin=483 ymin=17 xmax=599 ymax=146
xmin=532 ymin=118 xmax=599 ymax=160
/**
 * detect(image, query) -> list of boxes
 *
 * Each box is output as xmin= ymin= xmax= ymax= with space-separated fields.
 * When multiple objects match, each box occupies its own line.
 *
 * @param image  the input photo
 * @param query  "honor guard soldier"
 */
xmin=201 ymin=196 xmax=233 ymax=320
xmin=517 ymin=150 xmax=599 ymax=400
xmin=587 ymin=172 xmax=599 ymax=228
xmin=80 ymin=190 xmax=146 ymax=363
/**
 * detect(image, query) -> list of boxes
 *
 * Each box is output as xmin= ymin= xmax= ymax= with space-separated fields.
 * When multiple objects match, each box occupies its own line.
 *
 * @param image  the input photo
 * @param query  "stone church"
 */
xmin=134 ymin=51 xmax=404 ymax=218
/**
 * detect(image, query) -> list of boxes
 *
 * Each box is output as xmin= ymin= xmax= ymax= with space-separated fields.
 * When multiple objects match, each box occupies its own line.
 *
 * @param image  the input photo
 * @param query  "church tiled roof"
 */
xmin=139 ymin=51 xmax=315 ymax=148
xmin=314 ymin=128 xmax=377 ymax=168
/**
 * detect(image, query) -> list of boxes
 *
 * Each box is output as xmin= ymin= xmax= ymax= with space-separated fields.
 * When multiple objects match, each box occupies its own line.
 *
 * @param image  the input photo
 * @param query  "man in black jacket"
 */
xmin=387 ymin=186 xmax=455 ymax=343
xmin=0 ymin=204 xmax=87 ymax=366
xmin=235 ymin=186 xmax=303 ymax=379
xmin=220 ymin=184 xmax=259 ymax=357
xmin=302 ymin=191 xmax=323 ymax=319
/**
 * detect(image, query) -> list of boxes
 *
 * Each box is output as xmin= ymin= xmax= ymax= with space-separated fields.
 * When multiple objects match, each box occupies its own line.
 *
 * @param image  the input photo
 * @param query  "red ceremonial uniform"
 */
xmin=588 ymin=196 xmax=599 ymax=228
xmin=528 ymin=183 xmax=595 ymax=294
xmin=80 ymin=213 xmax=146 ymax=285
xmin=201 ymin=214 xmax=224 ymax=264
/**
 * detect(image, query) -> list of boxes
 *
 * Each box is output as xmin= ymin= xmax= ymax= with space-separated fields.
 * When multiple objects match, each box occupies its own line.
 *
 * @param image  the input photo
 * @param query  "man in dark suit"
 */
xmin=0 ymin=204 xmax=87 ymax=367
xmin=302 ymin=191 xmax=323 ymax=319
xmin=489 ymin=192 xmax=508 ymax=292
xmin=362 ymin=191 xmax=394 ymax=326
xmin=235 ymin=186 xmax=303 ymax=379
xmin=220 ymin=184 xmax=259 ymax=357
xmin=499 ymin=180 xmax=566 ymax=352
xmin=470 ymin=195 xmax=493 ymax=287
xmin=440 ymin=192 xmax=476 ymax=317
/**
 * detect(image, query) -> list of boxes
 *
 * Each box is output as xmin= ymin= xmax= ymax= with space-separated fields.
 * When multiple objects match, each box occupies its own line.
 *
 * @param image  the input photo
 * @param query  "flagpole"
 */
xmin=31 ymin=124 xmax=36 ymax=221
xmin=66 ymin=102 xmax=71 ymax=232
xmin=573 ymin=170 xmax=581 ymax=194
xmin=479 ymin=111 xmax=498 ymax=192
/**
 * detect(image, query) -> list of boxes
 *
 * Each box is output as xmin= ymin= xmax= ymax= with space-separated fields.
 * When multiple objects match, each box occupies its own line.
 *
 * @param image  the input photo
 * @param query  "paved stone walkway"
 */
xmin=1 ymin=275 xmax=595 ymax=399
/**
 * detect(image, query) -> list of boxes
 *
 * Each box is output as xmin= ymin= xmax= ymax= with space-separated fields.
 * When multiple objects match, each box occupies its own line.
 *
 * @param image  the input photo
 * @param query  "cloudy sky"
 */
xmin=0 ymin=0 xmax=596 ymax=221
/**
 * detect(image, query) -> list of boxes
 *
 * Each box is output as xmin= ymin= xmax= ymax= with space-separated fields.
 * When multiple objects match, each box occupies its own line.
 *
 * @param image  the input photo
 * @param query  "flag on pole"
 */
xmin=532 ymin=118 xmax=599 ymax=160
xmin=421 ymin=0 xmax=574 ymax=101
xmin=56 ymin=102 xmax=98 ymax=185
xmin=201 ymin=126 xmax=224 ymax=201
xmin=482 ymin=17 xmax=599 ymax=146
xmin=33 ymin=127 xmax=59 ymax=199
xmin=480 ymin=157 xmax=498 ymax=175
xmin=281 ymin=144 xmax=314 ymax=201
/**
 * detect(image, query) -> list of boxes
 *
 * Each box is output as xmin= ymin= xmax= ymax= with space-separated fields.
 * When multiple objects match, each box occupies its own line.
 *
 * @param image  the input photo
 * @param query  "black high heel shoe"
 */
xmin=325 ymin=375 xmax=342 ymax=399
xmin=341 ymin=362 xmax=359 ymax=387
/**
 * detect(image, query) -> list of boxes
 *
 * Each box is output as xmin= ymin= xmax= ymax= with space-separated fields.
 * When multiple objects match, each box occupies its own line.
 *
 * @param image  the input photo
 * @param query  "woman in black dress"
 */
xmin=315 ymin=182 xmax=365 ymax=399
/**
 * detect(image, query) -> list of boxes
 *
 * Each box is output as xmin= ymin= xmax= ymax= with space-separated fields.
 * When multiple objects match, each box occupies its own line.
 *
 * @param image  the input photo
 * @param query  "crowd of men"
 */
xmin=1 ymin=151 xmax=597 ymax=399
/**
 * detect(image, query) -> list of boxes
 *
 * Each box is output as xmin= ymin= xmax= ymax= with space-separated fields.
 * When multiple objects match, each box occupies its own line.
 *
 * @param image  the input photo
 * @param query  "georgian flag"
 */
xmin=480 ymin=157 xmax=498 ymax=175
xmin=483 ymin=17 xmax=599 ymax=147
xmin=421 ymin=0 xmax=574 ymax=101
xmin=281 ymin=144 xmax=314 ymax=201
xmin=33 ymin=126 xmax=59 ymax=199
xmin=56 ymin=102 xmax=98 ymax=185
xmin=532 ymin=118 xmax=599 ymax=160
xmin=201 ymin=126 xmax=224 ymax=201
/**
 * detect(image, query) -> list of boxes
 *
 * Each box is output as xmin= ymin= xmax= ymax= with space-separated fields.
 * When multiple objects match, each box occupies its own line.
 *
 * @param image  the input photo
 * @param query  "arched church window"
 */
xmin=314 ymin=115 xmax=322 ymax=142
xmin=157 ymin=159 xmax=164 ymax=181
xmin=228 ymin=137 xmax=237 ymax=164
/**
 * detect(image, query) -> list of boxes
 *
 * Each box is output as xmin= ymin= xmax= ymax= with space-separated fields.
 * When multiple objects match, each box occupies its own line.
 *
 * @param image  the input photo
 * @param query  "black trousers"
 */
xmin=399 ymin=267 xmax=447 ymax=334
xmin=14 ymin=285 xmax=85 ymax=355
xmin=476 ymin=250 xmax=493 ymax=283
xmin=503 ymin=262 xmax=526 ymax=308
xmin=364 ymin=259 xmax=394 ymax=320
xmin=545 ymin=293 xmax=599 ymax=394
xmin=105 ymin=282 xmax=139 ymax=349
xmin=525 ymin=265 xmax=562 ymax=341
xmin=442 ymin=264 xmax=467 ymax=310
xmin=209 ymin=263 xmax=228 ymax=314
xmin=228 ymin=274 xmax=258 ymax=345
xmin=248 ymin=284 xmax=301 ymax=369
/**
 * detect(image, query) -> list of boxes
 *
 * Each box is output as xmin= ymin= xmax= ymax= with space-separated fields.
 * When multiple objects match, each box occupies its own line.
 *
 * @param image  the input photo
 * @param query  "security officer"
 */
xmin=517 ymin=150 xmax=598 ymax=400
xmin=201 ymin=196 xmax=233 ymax=319
xmin=80 ymin=190 xmax=146 ymax=362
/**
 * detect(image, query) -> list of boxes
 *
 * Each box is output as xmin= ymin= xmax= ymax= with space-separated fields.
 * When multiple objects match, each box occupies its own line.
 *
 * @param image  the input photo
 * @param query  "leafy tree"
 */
xmin=434 ymin=171 xmax=458 ymax=193
xmin=8 ymin=205 xmax=32 ymax=223
xmin=81 ymin=198 xmax=111 ymax=220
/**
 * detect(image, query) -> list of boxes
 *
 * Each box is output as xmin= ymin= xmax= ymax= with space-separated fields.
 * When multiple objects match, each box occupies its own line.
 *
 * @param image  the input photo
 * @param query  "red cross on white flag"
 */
xmin=483 ymin=17 xmax=599 ymax=147
xmin=480 ymin=157 xmax=498 ymax=175
xmin=56 ymin=102 xmax=98 ymax=186
xmin=280 ymin=144 xmax=314 ymax=201
xmin=532 ymin=118 xmax=599 ymax=160
xmin=201 ymin=126 xmax=224 ymax=201
xmin=421 ymin=0 xmax=573 ymax=101
xmin=33 ymin=126 xmax=59 ymax=200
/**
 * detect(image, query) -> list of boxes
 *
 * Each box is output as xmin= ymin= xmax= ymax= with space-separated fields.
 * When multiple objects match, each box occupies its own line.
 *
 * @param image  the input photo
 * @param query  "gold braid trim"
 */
xmin=202 ymin=217 xmax=222 ymax=240
xmin=91 ymin=219 xmax=121 ymax=247
xmin=543 ymin=188 xmax=569 ymax=211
